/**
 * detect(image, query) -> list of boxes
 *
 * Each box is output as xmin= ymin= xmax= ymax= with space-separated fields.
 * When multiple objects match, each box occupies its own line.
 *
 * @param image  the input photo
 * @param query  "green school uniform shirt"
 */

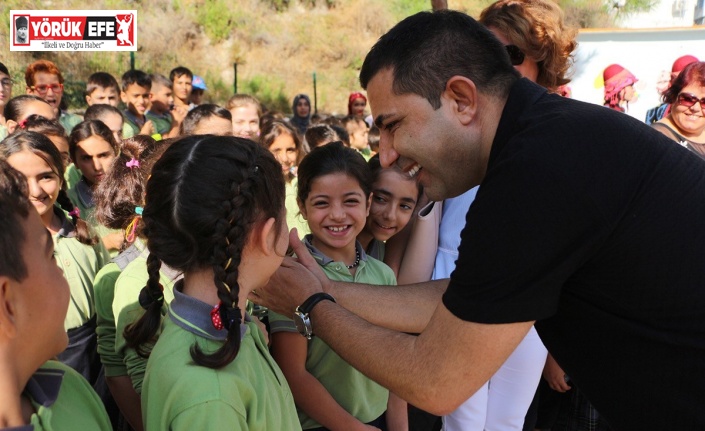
xmin=63 ymin=164 xmax=81 ymax=192
xmin=94 ymin=240 xmax=145 ymax=377
xmin=53 ymin=208 xmax=110 ymax=331
xmin=142 ymin=286 xmax=301 ymax=431
xmin=59 ymin=112 xmax=82 ymax=135
xmin=286 ymin=178 xmax=310 ymax=239
xmin=0 ymin=124 xmax=8 ymax=141
xmin=112 ymin=250 xmax=179 ymax=393
xmin=123 ymin=110 xmax=145 ymax=137
xmin=269 ymin=236 xmax=395 ymax=429
xmin=122 ymin=121 xmax=135 ymax=139
xmin=11 ymin=361 xmax=112 ymax=431
xmin=145 ymin=110 xmax=173 ymax=135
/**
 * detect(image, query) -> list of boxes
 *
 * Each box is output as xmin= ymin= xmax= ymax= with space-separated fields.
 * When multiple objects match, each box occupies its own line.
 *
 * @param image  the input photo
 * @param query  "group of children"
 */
xmin=0 ymin=56 xmax=419 ymax=431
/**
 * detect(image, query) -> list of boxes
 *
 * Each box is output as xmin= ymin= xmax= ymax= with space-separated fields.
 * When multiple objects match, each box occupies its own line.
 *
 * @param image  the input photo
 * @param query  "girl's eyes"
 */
xmin=344 ymin=199 xmax=361 ymax=205
xmin=400 ymin=204 xmax=413 ymax=211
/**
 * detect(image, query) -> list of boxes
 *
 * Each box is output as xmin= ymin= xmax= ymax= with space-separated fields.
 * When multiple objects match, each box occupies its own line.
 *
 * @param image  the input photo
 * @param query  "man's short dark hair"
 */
xmin=121 ymin=70 xmax=151 ymax=92
xmin=359 ymin=10 xmax=519 ymax=109
xmin=169 ymin=66 xmax=193 ymax=82
xmin=0 ymin=159 xmax=31 ymax=281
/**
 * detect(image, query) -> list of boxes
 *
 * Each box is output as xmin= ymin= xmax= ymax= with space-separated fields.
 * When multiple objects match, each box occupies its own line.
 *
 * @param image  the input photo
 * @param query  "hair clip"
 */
xmin=18 ymin=119 xmax=28 ymax=129
xmin=224 ymin=257 xmax=233 ymax=270
xmin=210 ymin=302 xmax=224 ymax=330
xmin=211 ymin=302 xmax=241 ymax=331
xmin=125 ymin=216 xmax=140 ymax=243
xmin=135 ymin=206 xmax=143 ymax=215
xmin=68 ymin=207 xmax=80 ymax=218
xmin=126 ymin=158 xmax=140 ymax=168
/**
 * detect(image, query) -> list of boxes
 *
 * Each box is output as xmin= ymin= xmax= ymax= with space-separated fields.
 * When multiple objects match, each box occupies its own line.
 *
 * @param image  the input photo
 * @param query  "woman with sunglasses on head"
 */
xmin=652 ymin=62 xmax=705 ymax=158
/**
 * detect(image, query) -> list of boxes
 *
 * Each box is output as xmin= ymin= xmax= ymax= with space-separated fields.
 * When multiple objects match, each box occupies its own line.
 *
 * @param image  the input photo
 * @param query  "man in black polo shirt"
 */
xmin=252 ymin=10 xmax=705 ymax=430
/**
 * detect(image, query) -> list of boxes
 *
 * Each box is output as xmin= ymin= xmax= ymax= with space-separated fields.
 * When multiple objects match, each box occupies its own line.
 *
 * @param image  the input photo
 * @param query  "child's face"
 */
xmin=98 ymin=112 xmax=124 ymax=143
xmin=6 ymin=150 xmax=62 ymax=220
xmin=86 ymin=86 xmax=119 ymax=107
xmin=191 ymin=117 xmax=232 ymax=136
xmin=74 ymin=135 xmax=116 ymax=186
xmin=27 ymin=72 xmax=62 ymax=111
xmin=231 ymin=104 xmax=260 ymax=139
xmin=48 ymin=135 xmax=71 ymax=167
xmin=172 ymin=74 xmax=192 ymax=102
xmin=347 ymin=120 xmax=369 ymax=151
xmin=299 ymin=172 xmax=370 ymax=260
xmin=190 ymin=89 xmax=204 ymax=105
xmin=295 ymin=98 xmax=310 ymax=118
xmin=121 ymin=83 xmax=150 ymax=116
xmin=11 ymin=210 xmax=70 ymax=361
xmin=269 ymin=133 xmax=298 ymax=175
xmin=366 ymin=169 xmax=419 ymax=242
xmin=150 ymin=84 xmax=174 ymax=113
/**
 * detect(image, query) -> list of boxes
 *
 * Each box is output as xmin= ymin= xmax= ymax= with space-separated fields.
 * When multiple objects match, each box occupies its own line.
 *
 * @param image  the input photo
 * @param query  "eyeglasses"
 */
xmin=505 ymin=45 xmax=525 ymax=66
xmin=30 ymin=83 xmax=63 ymax=95
xmin=677 ymin=92 xmax=705 ymax=112
xmin=1 ymin=78 xmax=13 ymax=89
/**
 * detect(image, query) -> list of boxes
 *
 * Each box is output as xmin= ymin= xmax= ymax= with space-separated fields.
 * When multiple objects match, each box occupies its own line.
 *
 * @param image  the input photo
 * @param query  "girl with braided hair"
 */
xmin=0 ymin=130 xmax=110 ymax=386
xmin=127 ymin=135 xmax=300 ymax=430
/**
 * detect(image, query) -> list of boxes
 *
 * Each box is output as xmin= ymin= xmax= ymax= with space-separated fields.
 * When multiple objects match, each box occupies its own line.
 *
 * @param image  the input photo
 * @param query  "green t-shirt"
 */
xmin=67 ymin=177 xmax=122 ymax=257
xmin=142 ymin=286 xmax=301 ymax=431
xmin=18 ymin=360 xmax=112 ymax=431
xmin=286 ymin=178 xmax=310 ymax=239
xmin=94 ymin=240 xmax=146 ymax=377
xmin=63 ymin=163 xmax=82 ymax=192
xmin=145 ymin=110 xmax=173 ymax=135
xmin=53 ymin=208 xmax=110 ymax=331
xmin=112 ymin=250 xmax=179 ymax=393
xmin=122 ymin=121 xmax=135 ymax=139
xmin=269 ymin=237 xmax=395 ymax=429
xmin=59 ymin=112 xmax=82 ymax=135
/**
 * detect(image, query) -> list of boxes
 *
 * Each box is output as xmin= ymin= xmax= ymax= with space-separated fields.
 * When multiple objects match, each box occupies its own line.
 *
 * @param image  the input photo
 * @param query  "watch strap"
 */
xmin=298 ymin=292 xmax=336 ymax=315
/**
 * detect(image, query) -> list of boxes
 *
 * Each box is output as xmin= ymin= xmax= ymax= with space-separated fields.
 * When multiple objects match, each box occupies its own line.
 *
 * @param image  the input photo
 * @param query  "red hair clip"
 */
xmin=210 ymin=302 xmax=224 ymax=330
xmin=18 ymin=119 xmax=28 ymax=129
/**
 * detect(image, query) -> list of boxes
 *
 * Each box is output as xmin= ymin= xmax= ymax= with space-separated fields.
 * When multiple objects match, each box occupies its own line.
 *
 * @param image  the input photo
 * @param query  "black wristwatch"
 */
xmin=293 ymin=292 xmax=336 ymax=340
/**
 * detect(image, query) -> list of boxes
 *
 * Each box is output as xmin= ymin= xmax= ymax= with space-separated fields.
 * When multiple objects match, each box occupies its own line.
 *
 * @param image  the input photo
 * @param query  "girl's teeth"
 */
xmin=408 ymin=164 xmax=421 ymax=178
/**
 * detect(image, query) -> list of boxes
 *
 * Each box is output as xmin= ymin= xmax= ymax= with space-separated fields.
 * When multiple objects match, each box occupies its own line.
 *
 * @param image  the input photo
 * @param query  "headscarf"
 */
xmin=290 ymin=94 xmax=311 ymax=136
xmin=603 ymin=64 xmax=637 ymax=111
xmin=348 ymin=92 xmax=367 ymax=116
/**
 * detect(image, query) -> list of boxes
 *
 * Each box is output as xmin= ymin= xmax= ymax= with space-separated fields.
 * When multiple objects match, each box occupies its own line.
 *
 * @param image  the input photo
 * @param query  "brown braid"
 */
xmin=55 ymin=188 xmax=98 ymax=246
xmin=191 ymin=166 xmax=259 ymax=368
xmin=123 ymin=252 xmax=165 ymax=357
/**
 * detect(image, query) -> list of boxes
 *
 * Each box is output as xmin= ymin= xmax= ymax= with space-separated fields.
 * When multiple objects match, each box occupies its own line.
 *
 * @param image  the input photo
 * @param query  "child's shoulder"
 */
xmin=361 ymin=254 xmax=396 ymax=286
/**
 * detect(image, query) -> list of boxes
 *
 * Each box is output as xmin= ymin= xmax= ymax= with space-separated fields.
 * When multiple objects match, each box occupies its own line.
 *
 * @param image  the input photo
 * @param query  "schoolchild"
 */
xmin=3 ymin=95 xmax=55 ymax=134
xmin=179 ymin=104 xmax=232 ymax=136
xmin=85 ymin=72 xmax=134 ymax=140
xmin=0 ymin=159 xmax=111 ymax=430
xmin=67 ymin=120 xmax=122 ymax=255
xmin=0 ymin=131 xmax=110 ymax=386
xmin=146 ymin=73 xmax=186 ymax=138
xmin=84 ymin=104 xmax=126 ymax=144
xmin=169 ymin=66 xmax=193 ymax=110
xmin=304 ymin=124 xmax=344 ymax=151
xmin=269 ymin=142 xmax=396 ymax=430
xmin=92 ymin=135 xmax=165 ymax=431
xmin=341 ymin=115 xmax=371 ymax=159
xmin=131 ymin=135 xmax=300 ymax=430
xmin=120 ymin=70 xmax=154 ymax=137
xmin=260 ymin=119 xmax=309 ymax=238
xmin=227 ymin=94 xmax=262 ymax=139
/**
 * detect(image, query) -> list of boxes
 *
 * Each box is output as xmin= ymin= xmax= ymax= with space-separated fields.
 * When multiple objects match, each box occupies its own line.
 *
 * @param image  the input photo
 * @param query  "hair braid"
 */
xmin=123 ymin=252 xmax=165 ymax=357
xmin=55 ymin=189 xmax=98 ymax=246
xmin=191 ymin=166 xmax=259 ymax=368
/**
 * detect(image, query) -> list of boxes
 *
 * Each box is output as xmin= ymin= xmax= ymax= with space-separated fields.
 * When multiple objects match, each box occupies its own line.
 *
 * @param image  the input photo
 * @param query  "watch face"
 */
xmin=294 ymin=310 xmax=312 ymax=339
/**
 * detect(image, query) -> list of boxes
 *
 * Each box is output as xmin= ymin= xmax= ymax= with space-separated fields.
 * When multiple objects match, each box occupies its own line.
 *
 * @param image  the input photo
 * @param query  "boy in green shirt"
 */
xmin=120 ymin=70 xmax=154 ymax=137
xmin=146 ymin=74 xmax=186 ymax=138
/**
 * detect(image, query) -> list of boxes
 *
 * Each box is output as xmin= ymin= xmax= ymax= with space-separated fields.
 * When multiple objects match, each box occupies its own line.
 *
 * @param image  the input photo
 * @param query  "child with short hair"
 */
xmin=85 ymin=71 xmax=134 ymax=140
xmin=129 ymin=136 xmax=300 ymax=430
xmin=0 ymin=131 xmax=110 ymax=387
xmin=84 ymin=104 xmax=125 ymax=144
xmin=0 ymin=158 xmax=111 ymax=430
xmin=269 ymin=142 xmax=397 ymax=430
xmin=179 ymin=104 xmax=232 ymax=135
xmin=169 ymin=66 xmax=193 ymax=110
xmin=368 ymin=125 xmax=380 ymax=157
xmin=190 ymin=75 xmax=207 ymax=106
xmin=24 ymin=60 xmax=81 ymax=134
xmin=146 ymin=73 xmax=186 ymax=138
xmin=304 ymin=124 xmax=343 ymax=151
xmin=342 ymin=115 xmax=371 ymax=160
xmin=226 ymin=94 xmax=262 ymax=139
xmin=120 ymin=70 xmax=154 ymax=137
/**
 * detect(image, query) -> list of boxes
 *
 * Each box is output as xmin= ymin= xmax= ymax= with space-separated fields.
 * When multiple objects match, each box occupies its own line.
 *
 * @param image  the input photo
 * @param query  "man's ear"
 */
xmin=444 ymin=76 xmax=479 ymax=126
xmin=0 ymin=277 xmax=18 ymax=340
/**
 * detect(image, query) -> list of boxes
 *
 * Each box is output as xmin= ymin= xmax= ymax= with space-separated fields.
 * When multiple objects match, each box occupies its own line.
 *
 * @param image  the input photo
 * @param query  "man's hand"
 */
xmin=543 ymin=353 xmax=571 ymax=393
xmin=249 ymin=229 xmax=331 ymax=315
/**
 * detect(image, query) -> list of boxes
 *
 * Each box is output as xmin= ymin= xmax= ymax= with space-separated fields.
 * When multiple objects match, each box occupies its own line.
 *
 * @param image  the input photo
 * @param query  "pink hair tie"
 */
xmin=68 ymin=208 xmax=80 ymax=218
xmin=18 ymin=119 xmax=28 ymax=129
xmin=126 ymin=158 xmax=140 ymax=168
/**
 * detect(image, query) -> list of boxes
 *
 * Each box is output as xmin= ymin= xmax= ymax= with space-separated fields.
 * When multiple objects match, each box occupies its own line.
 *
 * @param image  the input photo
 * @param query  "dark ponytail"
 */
xmin=123 ymin=135 xmax=285 ymax=368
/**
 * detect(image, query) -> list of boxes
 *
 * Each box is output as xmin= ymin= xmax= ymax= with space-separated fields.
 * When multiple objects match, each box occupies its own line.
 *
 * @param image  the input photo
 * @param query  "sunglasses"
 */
xmin=505 ymin=45 xmax=525 ymax=66
xmin=677 ymin=92 xmax=705 ymax=112
xmin=31 ymin=83 xmax=63 ymax=95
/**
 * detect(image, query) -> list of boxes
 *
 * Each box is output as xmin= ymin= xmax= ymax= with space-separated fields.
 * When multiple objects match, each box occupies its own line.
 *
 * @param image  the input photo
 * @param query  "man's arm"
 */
xmin=310 ymin=298 xmax=533 ymax=415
